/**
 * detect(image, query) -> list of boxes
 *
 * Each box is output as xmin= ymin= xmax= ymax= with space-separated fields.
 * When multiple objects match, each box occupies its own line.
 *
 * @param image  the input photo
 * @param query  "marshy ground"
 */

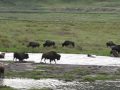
xmin=0 ymin=61 xmax=120 ymax=90
xmin=3 ymin=61 xmax=120 ymax=81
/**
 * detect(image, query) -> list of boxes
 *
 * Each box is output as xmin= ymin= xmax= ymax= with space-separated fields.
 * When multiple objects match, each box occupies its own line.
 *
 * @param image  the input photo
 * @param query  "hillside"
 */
xmin=0 ymin=0 xmax=120 ymax=13
xmin=0 ymin=0 xmax=120 ymax=55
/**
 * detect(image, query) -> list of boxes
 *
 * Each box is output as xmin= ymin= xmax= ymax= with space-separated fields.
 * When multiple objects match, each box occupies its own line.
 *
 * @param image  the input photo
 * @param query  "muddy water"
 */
xmin=0 ymin=78 xmax=120 ymax=90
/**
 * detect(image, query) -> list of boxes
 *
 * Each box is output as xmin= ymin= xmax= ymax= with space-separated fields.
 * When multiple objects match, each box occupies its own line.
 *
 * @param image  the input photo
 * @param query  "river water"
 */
xmin=0 ymin=78 xmax=120 ymax=90
xmin=0 ymin=52 xmax=120 ymax=66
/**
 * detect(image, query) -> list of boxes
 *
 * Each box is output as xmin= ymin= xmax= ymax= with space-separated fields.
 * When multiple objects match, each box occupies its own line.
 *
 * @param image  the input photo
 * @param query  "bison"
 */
xmin=43 ymin=40 xmax=55 ymax=47
xmin=106 ymin=41 xmax=120 ymax=55
xmin=13 ymin=52 xmax=29 ymax=62
xmin=27 ymin=42 xmax=40 ymax=48
xmin=41 ymin=51 xmax=61 ymax=64
xmin=0 ymin=64 xmax=4 ymax=78
xmin=0 ymin=53 xmax=5 ymax=58
xmin=62 ymin=40 xmax=75 ymax=47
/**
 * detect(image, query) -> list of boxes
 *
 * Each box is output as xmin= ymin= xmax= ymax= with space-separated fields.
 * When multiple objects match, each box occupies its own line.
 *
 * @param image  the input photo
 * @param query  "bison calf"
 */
xmin=41 ymin=51 xmax=61 ymax=64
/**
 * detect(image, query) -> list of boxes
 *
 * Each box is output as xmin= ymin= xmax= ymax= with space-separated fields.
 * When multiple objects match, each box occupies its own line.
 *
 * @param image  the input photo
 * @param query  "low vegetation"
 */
xmin=5 ymin=64 xmax=120 ymax=81
xmin=0 ymin=86 xmax=15 ymax=90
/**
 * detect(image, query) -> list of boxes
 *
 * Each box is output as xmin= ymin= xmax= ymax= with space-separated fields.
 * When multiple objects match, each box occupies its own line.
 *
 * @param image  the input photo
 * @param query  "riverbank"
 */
xmin=2 ymin=61 xmax=120 ymax=82
xmin=0 ymin=61 xmax=120 ymax=90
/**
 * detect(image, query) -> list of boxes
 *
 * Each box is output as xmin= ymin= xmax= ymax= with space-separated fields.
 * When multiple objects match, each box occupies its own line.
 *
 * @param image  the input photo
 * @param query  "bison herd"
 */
xmin=0 ymin=40 xmax=119 ymax=78
xmin=27 ymin=40 xmax=75 ymax=48
xmin=0 ymin=51 xmax=61 ymax=78
xmin=12 ymin=51 xmax=61 ymax=64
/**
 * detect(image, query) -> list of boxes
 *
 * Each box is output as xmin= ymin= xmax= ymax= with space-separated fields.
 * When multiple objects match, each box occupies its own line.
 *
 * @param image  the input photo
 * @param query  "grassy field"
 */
xmin=0 ymin=0 xmax=120 ymax=55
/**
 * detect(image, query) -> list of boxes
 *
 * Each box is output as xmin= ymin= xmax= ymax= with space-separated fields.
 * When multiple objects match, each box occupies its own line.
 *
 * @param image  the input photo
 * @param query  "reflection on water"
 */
xmin=0 ymin=78 xmax=120 ymax=90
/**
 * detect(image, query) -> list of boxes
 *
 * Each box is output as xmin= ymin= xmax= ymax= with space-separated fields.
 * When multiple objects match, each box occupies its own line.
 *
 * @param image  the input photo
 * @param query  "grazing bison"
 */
xmin=43 ymin=40 xmax=55 ymax=47
xmin=41 ymin=51 xmax=61 ymax=64
xmin=62 ymin=40 xmax=75 ymax=47
xmin=0 ymin=65 xmax=4 ymax=78
xmin=27 ymin=42 xmax=40 ymax=48
xmin=0 ymin=53 xmax=5 ymax=58
xmin=13 ymin=52 xmax=29 ymax=62
xmin=106 ymin=41 xmax=120 ymax=55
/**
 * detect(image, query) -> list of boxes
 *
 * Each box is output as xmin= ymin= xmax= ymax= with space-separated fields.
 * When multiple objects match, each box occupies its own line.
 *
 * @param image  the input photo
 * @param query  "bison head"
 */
xmin=106 ymin=41 xmax=116 ymax=47
xmin=24 ymin=54 xmax=29 ymax=59
xmin=56 ymin=54 xmax=61 ymax=60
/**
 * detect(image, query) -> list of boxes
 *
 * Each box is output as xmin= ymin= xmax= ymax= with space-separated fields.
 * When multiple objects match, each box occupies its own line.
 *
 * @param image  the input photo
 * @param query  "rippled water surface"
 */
xmin=0 ymin=78 xmax=120 ymax=90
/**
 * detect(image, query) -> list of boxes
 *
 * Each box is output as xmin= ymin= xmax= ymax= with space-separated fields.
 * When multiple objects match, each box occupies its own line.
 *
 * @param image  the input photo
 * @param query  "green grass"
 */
xmin=0 ymin=14 xmax=120 ymax=55
xmin=0 ymin=0 xmax=120 ymax=55
xmin=0 ymin=86 xmax=15 ymax=90
xmin=29 ymin=88 xmax=52 ymax=90
xmin=0 ymin=0 xmax=120 ymax=10
xmin=83 ymin=75 xmax=120 ymax=82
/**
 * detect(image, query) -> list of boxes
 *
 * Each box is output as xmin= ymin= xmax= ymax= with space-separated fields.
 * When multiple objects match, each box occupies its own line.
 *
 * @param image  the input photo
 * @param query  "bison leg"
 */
xmin=50 ymin=60 xmax=52 ymax=64
xmin=110 ymin=50 xmax=119 ymax=57
xmin=54 ymin=60 xmax=56 ymax=64
xmin=40 ymin=58 xmax=43 ymax=63
xmin=0 ymin=68 xmax=4 ymax=78
xmin=1 ymin=73 xmax=4 ymax=78
xmin=44 ymin=59 xmax=46 ymax=63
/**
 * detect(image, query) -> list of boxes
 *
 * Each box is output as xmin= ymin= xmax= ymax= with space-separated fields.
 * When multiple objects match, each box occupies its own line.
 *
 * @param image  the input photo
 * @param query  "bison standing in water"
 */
xmin=43 ymin=40 xmax=55 ymax=47
xmin=62 ymin=40 xmax=75 ymax=47
xmin=41 ymin=51 xmax=61 ymax=64
xmin=13 ymin=52 xmax=29 ymax=62
xmin=27 ymin=42 xmax=40 ymax=48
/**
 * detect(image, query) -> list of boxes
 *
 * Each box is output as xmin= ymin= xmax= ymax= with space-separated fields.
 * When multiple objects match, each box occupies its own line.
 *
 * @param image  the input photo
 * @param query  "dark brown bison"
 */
xmin=62 ymin=40 xmax=75 ymax=47
xmin=41 ymin=51 xmax=61 ymax=64
xmin=0 ymin=65 xmax=4 ymax=78
xmin=0 ymin=53 xmax=5 ymax=58
xmin=27 ymin=42 xmax=40 ymax=48
xmin=13 ymin=52 xmax=29 ymax=62
xmin=43 ymin=40 xmax=55 ymax=47
xmin=106 ymin=41 xmax=120 ymax=55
